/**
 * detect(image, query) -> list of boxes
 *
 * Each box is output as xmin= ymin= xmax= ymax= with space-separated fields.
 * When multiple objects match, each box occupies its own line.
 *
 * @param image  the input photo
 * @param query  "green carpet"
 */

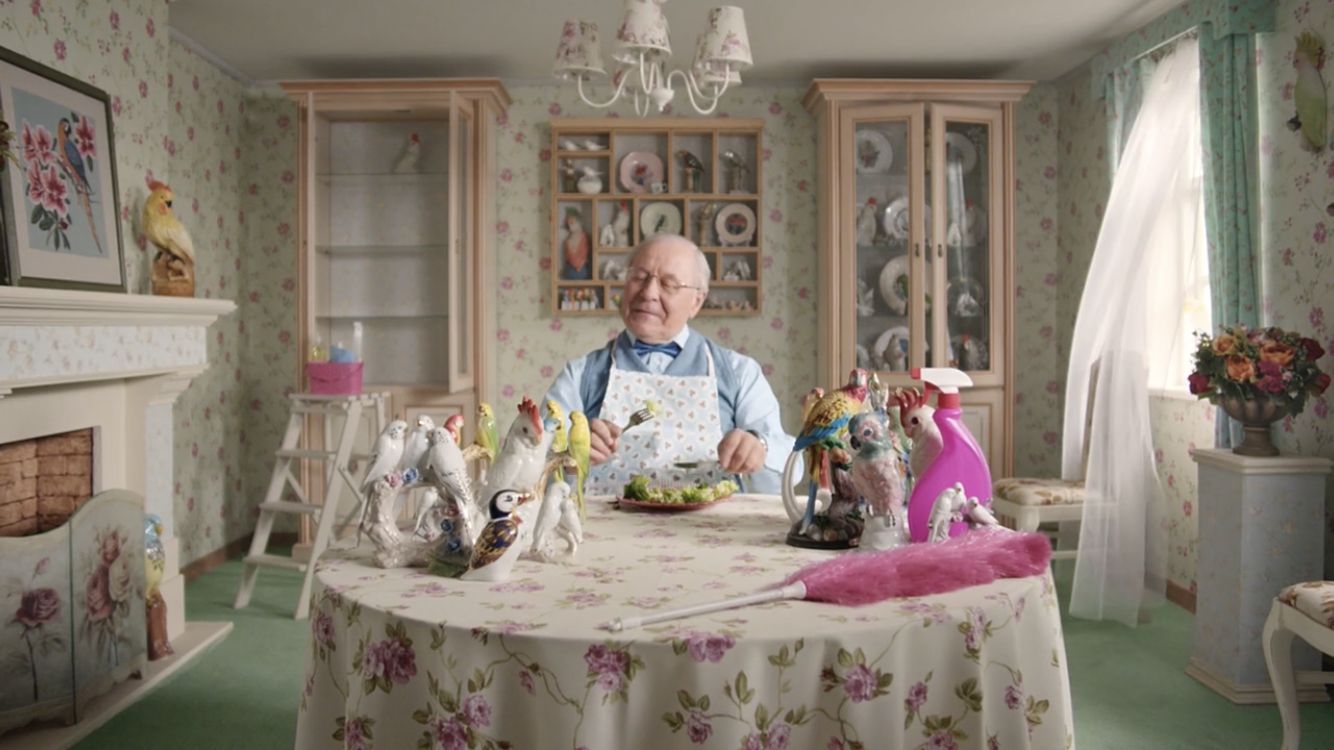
xmin=77 ymin=560 xmax=1333 ymax=749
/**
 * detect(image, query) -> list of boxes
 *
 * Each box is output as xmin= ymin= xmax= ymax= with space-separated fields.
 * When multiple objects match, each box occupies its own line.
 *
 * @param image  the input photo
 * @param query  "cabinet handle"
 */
xmin=936 ymin=243 xmax=944 ymax=258
xmin=915 ymin=243 xmax=922 ymax=258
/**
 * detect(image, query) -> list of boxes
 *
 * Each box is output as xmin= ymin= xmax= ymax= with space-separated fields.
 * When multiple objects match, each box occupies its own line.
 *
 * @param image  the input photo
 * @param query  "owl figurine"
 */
xmin=461 ymin=490 xmax=533 ymax=582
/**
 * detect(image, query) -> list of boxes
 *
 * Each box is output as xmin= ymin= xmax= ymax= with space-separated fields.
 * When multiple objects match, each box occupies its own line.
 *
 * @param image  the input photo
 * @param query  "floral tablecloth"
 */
xmin=295 ymin=495 xmax=1074 ymax=750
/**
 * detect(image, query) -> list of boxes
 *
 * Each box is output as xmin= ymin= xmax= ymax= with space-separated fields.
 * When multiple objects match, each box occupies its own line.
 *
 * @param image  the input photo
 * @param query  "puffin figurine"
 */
xmin=460 ymin=490 xmax=533 ymax=582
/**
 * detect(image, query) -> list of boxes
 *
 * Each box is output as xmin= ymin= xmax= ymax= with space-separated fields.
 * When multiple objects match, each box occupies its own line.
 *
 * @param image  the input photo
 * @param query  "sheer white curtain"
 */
xmin=1063 ymin=37 xmax=1200 ymax=626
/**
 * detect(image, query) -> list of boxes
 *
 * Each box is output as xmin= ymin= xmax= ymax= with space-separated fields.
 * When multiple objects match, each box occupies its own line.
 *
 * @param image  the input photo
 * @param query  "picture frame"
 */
xmin=0 ymin=45 xmax=126 ymax=291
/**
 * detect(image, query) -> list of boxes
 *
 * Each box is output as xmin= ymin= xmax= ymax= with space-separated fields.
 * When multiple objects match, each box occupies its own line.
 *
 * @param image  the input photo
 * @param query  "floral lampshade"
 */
xmin=612 ymin=0 xmax=672 ymax=65
xmin=698 ymin=6 xmax=753 ymax=70
xmin=692 ymin=34 xmax=742 ymax=86
xmin=553 ymin=19 xmax=607 ymax=80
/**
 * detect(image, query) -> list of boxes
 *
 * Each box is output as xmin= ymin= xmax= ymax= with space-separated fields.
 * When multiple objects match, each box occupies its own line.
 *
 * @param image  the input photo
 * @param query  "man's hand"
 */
xmin=588 ymin=418 xmax=621 ymax=464
xmin=718 ymin=429 xmax=765 ymax=475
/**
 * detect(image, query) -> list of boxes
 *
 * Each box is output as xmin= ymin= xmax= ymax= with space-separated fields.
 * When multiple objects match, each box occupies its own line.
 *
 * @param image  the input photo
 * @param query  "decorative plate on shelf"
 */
xmin=882 ymin=196 xmax=931 ymax=241
xmin=855 ymin=129 xmax=894 ymax=174
xmin=640 ymin=202 xmax=682 ymax=237
xmin=715 ymin=203 xmax=757 ymax=247
xmin=944 ymin=133 xmax=978 ymax=174
xmin=877 ymin=254 xmax=910 ymax=314
xmin=619 ymin=151 xmax=664 ymax=193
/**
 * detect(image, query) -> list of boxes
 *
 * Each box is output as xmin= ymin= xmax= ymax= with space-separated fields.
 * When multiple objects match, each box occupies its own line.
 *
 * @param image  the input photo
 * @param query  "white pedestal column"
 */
xmin=1187 ymin=448 xmax=1332 ymax=703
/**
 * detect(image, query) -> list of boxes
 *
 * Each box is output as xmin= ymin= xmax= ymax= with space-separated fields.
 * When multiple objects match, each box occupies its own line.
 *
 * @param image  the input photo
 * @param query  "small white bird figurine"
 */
xmin=529 ymin=480 xmax=584 ymax=562
xmin=462 ymin=490 xmax=533 ymax=582
xmin=966 ymin=496 xmax=1002 ymax=529
xmin=362 ymin=420 xmax=408 ymax=491
xmin=927 ymin=482 xmax=970 ymax=543
xmin=420 ymin=426 xmax=475 ymax=521
xmin=856 ymin=198 xmax=879 ymax=246
xmin=393 ymin=132 xmax=421 ymax=173
xmin=582 ymin=138 xmax=604 ymax=150
xmin=400 ymin=414 xmax=434 ymax=472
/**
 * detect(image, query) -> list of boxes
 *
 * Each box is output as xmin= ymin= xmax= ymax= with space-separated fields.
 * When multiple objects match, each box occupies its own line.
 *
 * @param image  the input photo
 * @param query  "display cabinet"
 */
xmin=549 ymin=118 xmax=763 ymax=317
xmin=804 ymin=79 xmax=1031 ymax=475
xmin=283 ymin=79 xmax=509 ymax=424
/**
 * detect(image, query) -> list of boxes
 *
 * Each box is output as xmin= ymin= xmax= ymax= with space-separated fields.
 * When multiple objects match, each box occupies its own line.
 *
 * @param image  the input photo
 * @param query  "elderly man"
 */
xmin=544 ymin=234 xmax=797 ymax=495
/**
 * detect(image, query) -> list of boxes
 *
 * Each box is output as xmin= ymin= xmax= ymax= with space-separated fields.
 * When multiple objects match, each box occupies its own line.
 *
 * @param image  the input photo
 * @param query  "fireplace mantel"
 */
xmin=0 ymin=288 xmax=235 ymax=397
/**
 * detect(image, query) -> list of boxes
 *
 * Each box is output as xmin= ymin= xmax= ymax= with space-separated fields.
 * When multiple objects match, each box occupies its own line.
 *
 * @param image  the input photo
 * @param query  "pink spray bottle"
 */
xmin=905 ymin=368 xmax=993 ymax=542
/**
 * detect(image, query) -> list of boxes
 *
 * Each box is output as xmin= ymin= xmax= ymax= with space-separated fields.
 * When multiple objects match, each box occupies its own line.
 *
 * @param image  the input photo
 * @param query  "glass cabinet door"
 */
xmin=448 ymin=92 xmax=475 ymax=391
xmin=930 ymin=105 xmax=1002 ymax=378
xmin=840 ymin=104 xmax=926 ymax=380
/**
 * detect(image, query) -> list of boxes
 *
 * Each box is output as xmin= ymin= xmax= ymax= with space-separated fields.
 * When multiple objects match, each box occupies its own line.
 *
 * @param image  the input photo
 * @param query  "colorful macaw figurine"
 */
xmin=541 ymin=397 xmax=568 ymax=477
xmin=1291 ymin=32 xmax=1328 ymax=152
xmin=792 ymin=369 xmax=869 ymax=533
xmin=568 ymin=411 xmax=591 ymax=520
xmin=474 ymin=402 xmax=498 ymax=460
xmin=461 ymin=490 xmax=533 ymax=582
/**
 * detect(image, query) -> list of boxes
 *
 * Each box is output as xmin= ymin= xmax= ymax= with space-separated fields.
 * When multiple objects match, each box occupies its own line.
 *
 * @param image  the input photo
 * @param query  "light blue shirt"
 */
xmin=543 ymin=327 xmax=798 ymax=493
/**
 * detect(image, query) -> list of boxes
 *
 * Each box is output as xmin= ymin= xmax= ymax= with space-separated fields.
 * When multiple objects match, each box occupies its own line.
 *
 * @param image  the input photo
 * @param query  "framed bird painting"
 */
xmin=0 ymin=45 xmax=126 ymax=291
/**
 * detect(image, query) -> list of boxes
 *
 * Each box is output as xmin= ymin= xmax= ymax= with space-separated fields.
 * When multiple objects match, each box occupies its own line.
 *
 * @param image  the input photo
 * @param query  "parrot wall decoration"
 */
xmin=56 ymin=117 xmax=103 ymax=255
xmin=142 ymin=180 xmax=197 ymax=296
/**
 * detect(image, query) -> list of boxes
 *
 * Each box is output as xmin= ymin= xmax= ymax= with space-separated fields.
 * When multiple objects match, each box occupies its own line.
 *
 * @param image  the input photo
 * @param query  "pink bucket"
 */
xmin=306 ymin=362 xmax=363 ymax=395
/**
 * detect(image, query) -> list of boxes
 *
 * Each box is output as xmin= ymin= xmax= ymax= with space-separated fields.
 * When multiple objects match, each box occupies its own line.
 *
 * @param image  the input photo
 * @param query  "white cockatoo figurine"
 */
xmin=893 ymin=388 xmax=942 ymax=483
xmin=927 ymin=482 xmax=969 ymax=543
xmin=481 ymin=398 xmax=553 ymax=526
xmin=612 ymin=201 xmax=631 ymax=246
xmin=362 ymin=420 xmax=408 ymax=491
xmin=394 ymin=132 xmax=422 ymax=173
xmin=400 ymin=414 xmax=434 ymax=472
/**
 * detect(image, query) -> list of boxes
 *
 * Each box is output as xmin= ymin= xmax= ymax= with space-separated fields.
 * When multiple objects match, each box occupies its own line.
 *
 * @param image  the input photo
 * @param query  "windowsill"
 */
xmin=1148 ymin=387 xmax=1202 ymax=403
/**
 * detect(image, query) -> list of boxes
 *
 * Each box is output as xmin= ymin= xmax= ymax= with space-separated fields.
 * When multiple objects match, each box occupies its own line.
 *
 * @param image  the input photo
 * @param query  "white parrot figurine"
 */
xmin=966 ymin=496 xmax=1003 ymax=529
xmin=420 ymin=426 xmax=475 ymax=525
xmin=481 ymin=398 xmax=553 ymax=525
xmin=400 ymin=414 xmax=434 ymax=472
xmin=1291 ymin=32 xmax=1328 ymax=153
xmin=528 ymin=480 xmax=584 ymax=562
xmin=893 ymin=388 xmax=943 ymax=482
xmin=361 ymin=420 xmax=408 ymax=491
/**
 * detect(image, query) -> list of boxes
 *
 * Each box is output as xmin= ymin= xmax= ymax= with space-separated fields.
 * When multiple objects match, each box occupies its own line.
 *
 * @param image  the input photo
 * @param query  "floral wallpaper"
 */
xmin=492 ymin=86 xmax=820 ymax=437
xmin=1053 ymin=0 xmax=1334 ymax=591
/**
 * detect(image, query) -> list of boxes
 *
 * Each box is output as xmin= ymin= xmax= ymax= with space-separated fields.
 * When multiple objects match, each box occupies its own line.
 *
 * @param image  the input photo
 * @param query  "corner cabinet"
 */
xmin=283 ymin=79 xmax=509 ymax=424
xmin=804 ymin=79 xmax=1031 ymax=476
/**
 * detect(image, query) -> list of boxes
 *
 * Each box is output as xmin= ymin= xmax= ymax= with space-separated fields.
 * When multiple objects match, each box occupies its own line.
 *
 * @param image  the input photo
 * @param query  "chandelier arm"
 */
xmin=664 ymin=67 xmax=727 ymax=116
xmin=574 ymin=66 xmax=638 ymax=110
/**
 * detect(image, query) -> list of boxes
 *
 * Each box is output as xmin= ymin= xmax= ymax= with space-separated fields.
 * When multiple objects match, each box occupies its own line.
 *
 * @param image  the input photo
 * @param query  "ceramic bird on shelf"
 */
xmin=720 ymin=149 xmax=750 ymax=193
xmin=461 ymin=490 xmax=532 ymax=582
xmin=143 ymin=181 xmax=196 ymax=297
xmin=394 ymin=132 xmax=422 ymax=173
xmin=677 ymin=149 xmax=706 ymax=192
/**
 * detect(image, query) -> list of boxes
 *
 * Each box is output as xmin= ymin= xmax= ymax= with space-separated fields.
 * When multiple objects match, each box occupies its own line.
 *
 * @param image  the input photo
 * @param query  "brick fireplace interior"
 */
xmin=0 ymin=428 xmax=94 ymax=537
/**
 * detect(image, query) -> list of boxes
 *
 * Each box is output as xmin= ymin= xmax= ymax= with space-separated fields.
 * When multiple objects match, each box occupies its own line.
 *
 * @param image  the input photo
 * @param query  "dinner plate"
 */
xmin=855 ymin=129 xmax=893 ymax=174
xmin=881 ymin=196 xmax=930 ymax=241
xmin=944 ymin=132 xmax=978 ymax=174
xmin=614 ymin=496 xmax=730 ymax=513
xmin=619 ymin=151 xmax=665 ymax=193
xmin=640 ymin=202 xmax=682 ymax=237
xmin=878 ymin=254 xmax=910 ymax=314
xmin=715 ymin=203 xmax=757 ymax=247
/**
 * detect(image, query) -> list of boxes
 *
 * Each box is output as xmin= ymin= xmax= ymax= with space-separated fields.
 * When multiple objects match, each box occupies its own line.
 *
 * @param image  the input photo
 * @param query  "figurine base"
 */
xmin=785 ymin=530 xmax=859 ymax=550
xmin=785 ymin=513 xmax=865 ymax=550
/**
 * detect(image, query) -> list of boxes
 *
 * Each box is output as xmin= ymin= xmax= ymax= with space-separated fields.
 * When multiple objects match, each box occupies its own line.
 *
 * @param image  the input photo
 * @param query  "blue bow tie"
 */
xmin=633 ymin=341 xmax=682 ymax=359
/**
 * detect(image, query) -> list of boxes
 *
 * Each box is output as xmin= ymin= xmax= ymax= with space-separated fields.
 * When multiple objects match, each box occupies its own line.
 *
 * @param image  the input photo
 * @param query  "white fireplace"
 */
xmin=0 ymin=286 xmax=234 ymax=746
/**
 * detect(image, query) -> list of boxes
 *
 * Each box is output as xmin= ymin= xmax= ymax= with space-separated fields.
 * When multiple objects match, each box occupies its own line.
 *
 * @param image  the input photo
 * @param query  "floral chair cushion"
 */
xmin=1279 ymin=581 xmax=1334 ymax=629
xmin=992 ymin=478 xmax=1085 ymax=507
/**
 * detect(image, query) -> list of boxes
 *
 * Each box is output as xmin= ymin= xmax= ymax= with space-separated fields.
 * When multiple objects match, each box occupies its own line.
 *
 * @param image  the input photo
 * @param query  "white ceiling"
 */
xmin=167 ymin=0 xmax=1186 ymax=85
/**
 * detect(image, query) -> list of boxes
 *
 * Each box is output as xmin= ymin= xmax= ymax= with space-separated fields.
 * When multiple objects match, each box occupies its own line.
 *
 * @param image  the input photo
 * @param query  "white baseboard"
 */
xmin=1186 ymin=658 xmax=1330 ymax=705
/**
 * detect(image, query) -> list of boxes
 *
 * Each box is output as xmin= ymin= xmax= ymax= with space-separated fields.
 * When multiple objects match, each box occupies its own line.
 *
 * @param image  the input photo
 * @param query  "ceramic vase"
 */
xmin=1219 ymin=395 xmax=1288 ymax=457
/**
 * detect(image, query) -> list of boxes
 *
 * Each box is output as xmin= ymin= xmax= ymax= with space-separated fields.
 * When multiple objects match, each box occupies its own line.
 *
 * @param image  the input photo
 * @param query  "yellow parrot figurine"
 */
xmin=473 ymin=403 xmax=498 ymax=460
xmin=142 ymin=181 xmax=196 ymax=297
xmin=541 ymin=400 xmax=568 ymax=480
xmin=568 ymin=411 xmax=591 ymax=519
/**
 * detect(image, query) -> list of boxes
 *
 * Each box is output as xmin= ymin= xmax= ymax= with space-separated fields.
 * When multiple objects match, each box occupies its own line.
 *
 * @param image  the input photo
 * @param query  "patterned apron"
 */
xmin=588 ymin=345 xmax=725 ymax=496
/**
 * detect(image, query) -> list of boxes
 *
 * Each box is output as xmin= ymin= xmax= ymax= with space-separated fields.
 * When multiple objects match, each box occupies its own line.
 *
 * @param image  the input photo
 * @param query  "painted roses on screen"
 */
xmin=1188 ymin=325 xmax=1329 ymax=416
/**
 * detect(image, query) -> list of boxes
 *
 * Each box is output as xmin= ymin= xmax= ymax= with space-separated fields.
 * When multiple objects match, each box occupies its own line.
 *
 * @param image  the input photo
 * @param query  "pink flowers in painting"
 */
xmin=17 ymin=113 xmax=101 ymax=252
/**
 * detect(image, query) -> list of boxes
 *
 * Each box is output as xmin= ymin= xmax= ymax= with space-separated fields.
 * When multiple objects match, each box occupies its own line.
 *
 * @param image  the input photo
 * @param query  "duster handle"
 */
xmin=601 ymin=582 xmax=807 ymax=632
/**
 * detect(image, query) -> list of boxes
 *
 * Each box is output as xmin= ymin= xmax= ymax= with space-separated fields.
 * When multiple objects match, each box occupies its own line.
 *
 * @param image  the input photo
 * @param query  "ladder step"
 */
xmin=275 ymin=448 xmax=338 ymax=460
xmin=258 ymin=500 xmax=321 ymax=516
xmin=244 ymin=553 xmax=307 ymax=572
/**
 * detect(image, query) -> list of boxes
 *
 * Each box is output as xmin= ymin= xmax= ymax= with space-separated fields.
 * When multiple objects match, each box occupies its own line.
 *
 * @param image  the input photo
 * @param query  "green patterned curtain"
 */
xmin=1198 ymin=27 xmax=1261 ymax=447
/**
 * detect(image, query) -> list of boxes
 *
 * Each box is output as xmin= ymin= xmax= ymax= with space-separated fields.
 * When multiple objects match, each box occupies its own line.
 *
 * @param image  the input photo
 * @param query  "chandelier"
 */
xmin=553 ymin=0 xmax=753 ymax=116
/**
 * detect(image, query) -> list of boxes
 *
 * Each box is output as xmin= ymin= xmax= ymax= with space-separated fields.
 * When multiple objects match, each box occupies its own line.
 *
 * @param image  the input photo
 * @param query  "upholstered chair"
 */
xmin=1263 ymin=581 xmax=1334 ymax=750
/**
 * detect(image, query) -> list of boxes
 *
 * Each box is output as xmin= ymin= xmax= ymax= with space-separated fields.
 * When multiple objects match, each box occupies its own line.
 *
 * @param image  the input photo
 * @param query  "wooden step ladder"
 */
xmin=233 ymin=392 xmax=386 ymax=619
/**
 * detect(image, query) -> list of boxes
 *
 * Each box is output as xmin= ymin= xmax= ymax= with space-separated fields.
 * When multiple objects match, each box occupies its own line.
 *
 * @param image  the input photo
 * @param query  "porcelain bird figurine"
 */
xmin=461 ymin=490 xmax=533 ymax=582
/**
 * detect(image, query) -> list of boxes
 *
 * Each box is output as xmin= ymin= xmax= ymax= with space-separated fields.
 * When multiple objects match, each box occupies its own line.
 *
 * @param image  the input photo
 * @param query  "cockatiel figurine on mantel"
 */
xmin=143 ymin=181 xmax=196 ymax=297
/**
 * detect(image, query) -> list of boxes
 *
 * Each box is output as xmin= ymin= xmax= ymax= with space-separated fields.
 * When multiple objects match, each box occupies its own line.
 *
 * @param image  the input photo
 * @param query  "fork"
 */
xmin=621 ymin=408 xmax=656 ymax=432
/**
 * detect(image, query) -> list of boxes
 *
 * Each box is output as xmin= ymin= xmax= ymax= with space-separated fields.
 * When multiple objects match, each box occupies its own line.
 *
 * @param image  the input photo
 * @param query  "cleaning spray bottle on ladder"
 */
xmin=905 ymin=367 xmax=994 ymax=542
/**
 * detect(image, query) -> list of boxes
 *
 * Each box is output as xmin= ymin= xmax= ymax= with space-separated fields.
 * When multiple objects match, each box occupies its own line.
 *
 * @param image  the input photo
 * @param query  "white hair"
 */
xmin=628 ymin=234 xmax=710 ymax=295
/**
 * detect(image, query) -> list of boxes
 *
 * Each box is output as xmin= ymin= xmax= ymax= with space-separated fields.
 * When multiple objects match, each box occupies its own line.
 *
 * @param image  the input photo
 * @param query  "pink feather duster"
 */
xmin=602 ymin=530 xmax=1051 ymax=631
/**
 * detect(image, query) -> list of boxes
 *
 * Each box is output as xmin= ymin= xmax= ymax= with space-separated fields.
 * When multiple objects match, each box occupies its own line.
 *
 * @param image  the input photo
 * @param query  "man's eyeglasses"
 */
xmin=625 ymin=268 xmax=702 ymax=295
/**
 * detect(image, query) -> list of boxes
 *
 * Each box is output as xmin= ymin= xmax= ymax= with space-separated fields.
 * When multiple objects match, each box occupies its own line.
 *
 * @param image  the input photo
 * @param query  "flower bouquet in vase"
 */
xmin=1188 ymin=325 xmax=1329 ymax=456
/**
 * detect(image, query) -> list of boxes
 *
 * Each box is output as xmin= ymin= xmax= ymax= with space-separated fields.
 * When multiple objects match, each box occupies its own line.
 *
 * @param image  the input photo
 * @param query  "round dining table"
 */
xmin=294 ymin=494 xmax=1074 ymax=749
